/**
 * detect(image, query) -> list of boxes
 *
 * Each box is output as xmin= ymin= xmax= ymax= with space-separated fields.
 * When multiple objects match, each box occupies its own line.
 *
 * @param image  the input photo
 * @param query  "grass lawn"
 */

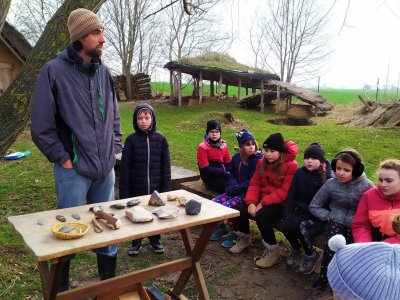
xmin=152 ymin=82 xmax=400 ymax=105
xmin=1 ymin=99 xmax=400 ymax=299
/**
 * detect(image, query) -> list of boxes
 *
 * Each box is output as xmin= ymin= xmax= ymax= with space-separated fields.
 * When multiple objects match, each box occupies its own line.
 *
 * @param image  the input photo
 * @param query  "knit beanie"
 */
xmin=236 ymin=129 xmax=255 ymax=146
xmin=263 ymin=133 xmax=286 ymax=153
xmin=206 ymin=120 xmax=221 ymax=134
xmin=327 ymin=235 xmax=400 ymax=300
xmin=67 ymin=8 xmax=104 ymax=42
xmin=304 ymin=143 xmax=325 ymax=162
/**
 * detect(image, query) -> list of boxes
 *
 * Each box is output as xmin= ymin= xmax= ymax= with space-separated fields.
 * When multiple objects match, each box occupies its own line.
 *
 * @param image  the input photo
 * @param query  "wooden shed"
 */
xmin=164 ymin=52 xmax=280 ymax=107
xmin=0 ymin=22 xmax=32 ymax=94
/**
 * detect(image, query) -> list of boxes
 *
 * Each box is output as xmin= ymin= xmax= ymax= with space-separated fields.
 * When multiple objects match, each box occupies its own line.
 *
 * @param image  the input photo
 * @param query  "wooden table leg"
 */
xmin=37 ymin=255 xmax=74 ymax=300
xmin=171 ymin=222 xmax=217 ymax=300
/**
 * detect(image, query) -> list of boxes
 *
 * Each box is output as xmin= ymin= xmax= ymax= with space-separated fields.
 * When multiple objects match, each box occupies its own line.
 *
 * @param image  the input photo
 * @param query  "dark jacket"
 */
xmin=225 ymin=150 xmax=263 ymax=197
xmin=284 ymin=160 xmax=332 ymax=218
xmin=119 ymin=103 xmax=171 ymax=198
xmin=31 ymin=45 xmax=122 ymax=179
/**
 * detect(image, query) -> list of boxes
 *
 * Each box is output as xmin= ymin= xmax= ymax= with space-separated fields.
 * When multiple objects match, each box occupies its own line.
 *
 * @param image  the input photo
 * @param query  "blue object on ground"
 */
xmin=221 ymin=233 xmax=238 ymax=248
xmin=3 ymin=150 xmax=30 ymax=160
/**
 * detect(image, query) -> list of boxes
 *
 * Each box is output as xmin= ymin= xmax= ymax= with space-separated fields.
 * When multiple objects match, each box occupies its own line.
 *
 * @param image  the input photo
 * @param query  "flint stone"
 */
xmin=152 ymin=206 xmax=179 ymax=219
xmin=185 ymin=199 xmax=202 ymax=215
xmin=148 ymin=190 xmax=166 ymax=206
xmin=125 ymin=206 xmax=153 ymax=223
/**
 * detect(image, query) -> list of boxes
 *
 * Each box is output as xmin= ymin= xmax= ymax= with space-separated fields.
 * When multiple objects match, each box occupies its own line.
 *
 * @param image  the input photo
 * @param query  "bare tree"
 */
xmin=7 ymin=0 xmax=63 ymax=44
xmin=100 ymin=0 xmax=150 ymax=100
xmin=259 ymin=0 xmax=334 ymax=83
xmin=0 ymin=0 xmax=11 ymax=32
xmin=0 ymin=0 xmax=107 ymax=157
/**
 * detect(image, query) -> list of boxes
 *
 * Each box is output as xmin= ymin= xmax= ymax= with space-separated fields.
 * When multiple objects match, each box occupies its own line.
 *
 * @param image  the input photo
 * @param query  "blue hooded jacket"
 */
xmin=31 ymin=45 xmax=122 ymax=179
xmin=119 ymin=103 xmax=171 ymax=198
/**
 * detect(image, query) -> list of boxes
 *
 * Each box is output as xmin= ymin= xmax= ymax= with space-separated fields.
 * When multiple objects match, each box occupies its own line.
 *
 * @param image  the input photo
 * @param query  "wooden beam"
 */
xmin=169 ymin=71 xmax=174 ymax=101
xmin=225 ymin=84 xmax=228 ymax=96
xmin=199 ymin=71 xmax=203 ymax=104
xmin=210 ymin=80 xmax=214 ymax=97
xmin=218 ymin=75 xmax=222 ymax=98
xmin=260 ymin=80 xmax=264 ymax=113
xmin=178 ymin=72 xmax=182 ymax=107
xmin=238 ymin=79 xmax=242 ymax=100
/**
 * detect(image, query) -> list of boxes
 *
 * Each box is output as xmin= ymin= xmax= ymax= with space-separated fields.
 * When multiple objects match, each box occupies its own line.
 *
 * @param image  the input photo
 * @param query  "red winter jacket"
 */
xmin=352 ymin=187 xmax=400 ymax=242
xmin=245 ymin=141 xmax=298 ymax=206
xmin=197 ymin=140 xmax=232 ymax=169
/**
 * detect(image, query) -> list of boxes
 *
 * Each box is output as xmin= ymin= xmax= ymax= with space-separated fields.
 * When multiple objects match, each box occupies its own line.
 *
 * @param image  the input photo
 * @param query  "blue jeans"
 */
xmin=54 ymin=164 xmax=117 ymax=256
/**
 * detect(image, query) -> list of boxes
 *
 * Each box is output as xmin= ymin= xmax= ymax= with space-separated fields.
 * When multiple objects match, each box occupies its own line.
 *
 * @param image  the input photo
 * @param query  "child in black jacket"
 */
xmin=119 ymin=103 xmax=171 ymax=255
xmin=281 ymin=143 xmax=332 ymax=274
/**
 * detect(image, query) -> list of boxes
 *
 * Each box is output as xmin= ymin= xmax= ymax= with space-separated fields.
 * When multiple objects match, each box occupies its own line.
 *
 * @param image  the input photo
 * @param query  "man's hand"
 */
xmin=62 ymin=159 xmax=73 ymax=169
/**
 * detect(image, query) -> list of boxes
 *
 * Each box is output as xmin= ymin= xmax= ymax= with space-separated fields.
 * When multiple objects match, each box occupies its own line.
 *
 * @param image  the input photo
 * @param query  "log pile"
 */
xmin=113 ymin=73 xmax=152 ymax=101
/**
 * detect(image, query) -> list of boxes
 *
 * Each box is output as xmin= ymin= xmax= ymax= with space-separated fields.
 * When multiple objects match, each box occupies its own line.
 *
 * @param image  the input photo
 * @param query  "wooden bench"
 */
xmin=114 ymin=153 xmax=200 ymax=190
xmin=179 ymin=179 xmax=325 ymax=250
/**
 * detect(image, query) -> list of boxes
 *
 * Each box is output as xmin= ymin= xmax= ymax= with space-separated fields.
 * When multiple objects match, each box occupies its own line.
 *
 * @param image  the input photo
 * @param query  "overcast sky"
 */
xmin=220 ymin=0 xmax=400 ymax=89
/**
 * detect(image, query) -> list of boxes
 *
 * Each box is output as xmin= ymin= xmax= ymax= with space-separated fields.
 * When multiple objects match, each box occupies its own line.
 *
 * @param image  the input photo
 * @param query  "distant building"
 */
xmin=0 ymin=22 xmax=32 ymax=94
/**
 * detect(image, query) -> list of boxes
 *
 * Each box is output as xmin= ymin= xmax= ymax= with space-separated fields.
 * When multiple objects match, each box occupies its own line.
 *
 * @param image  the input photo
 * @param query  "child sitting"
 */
xmin=119 ymin=103 xmax=171 ymax=256
xmin=353 ymin=159 xmax=400 ymax=242
xmin=230 ymin=133 xmax=298 ymax=269
xmin=281 ymin=143 xmax=332 ymax=274
xmin=197 ymin=120 xmax=232 ymax=193
xmin=210 ymin=129 xmax=262 ymax=248
xmin=308 ymin=149 xmax=373 ymax=297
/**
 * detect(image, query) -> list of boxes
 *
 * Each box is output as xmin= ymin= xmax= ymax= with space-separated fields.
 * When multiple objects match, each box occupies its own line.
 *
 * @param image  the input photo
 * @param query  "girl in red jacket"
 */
xmin=197 ymin=120 xmax=232 ymax=193
xmin=353 ymin=159 xmax=400 ymax=242
xmin=230 ymin=133 xmax=298 ymax=269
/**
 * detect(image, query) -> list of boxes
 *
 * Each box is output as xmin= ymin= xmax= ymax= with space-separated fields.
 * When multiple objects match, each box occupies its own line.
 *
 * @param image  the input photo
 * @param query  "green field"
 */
xmin=151 ymin=82 xmax=399 ymax=105
xmin=1 ymin=99 xmax=400 ymax=298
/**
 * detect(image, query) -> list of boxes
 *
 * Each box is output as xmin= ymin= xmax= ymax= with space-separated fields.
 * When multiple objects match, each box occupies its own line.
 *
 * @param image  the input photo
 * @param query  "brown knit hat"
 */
xmin=67 ymin=8 xmax=104 ymax=42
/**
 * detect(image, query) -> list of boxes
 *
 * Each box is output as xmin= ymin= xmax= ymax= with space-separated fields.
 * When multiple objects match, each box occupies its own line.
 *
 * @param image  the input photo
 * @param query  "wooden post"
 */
xmin=238 ymin=79 xmax=242 ymax=100
xmin=225 ymin=84 xmax=228 ymax=97
xmin=246 ymin=88 xmax=248 ymax=96
xmin=169 ymin=71 xmax=174 ymax=101
xmin=195 ymin=77 xmax=200 ymax=97
xmin=260 ymin=80 xmax=264 ymax=113
xmin=199 ymin=71 xmax=203 ymax=104
xmin=210 ymin=80 xmax=214 ymax=97
xmin=218 ymin=75 xmax=222 ymax=98
xmin=178 ymin=72 xmax=182 ymax=107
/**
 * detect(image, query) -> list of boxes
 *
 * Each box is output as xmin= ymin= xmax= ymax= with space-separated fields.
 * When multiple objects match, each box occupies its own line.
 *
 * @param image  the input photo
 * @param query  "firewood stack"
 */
xmin=112 ymin=73 xmax=152 ymax=101
xmin=131 ymin=73 xmax=152 ymax=99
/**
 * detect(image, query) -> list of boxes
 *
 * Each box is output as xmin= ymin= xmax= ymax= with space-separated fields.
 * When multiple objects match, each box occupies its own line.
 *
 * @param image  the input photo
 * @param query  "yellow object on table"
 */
xmin=51 ymin=222 xmax=90 ymax=240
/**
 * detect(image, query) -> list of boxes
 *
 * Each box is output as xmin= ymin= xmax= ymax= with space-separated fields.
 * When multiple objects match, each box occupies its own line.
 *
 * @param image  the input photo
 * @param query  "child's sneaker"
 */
xmin=229 ymin=233 xmax=251 ymax=254
xmin=221 ymin=233 xmax=238 ymax=248
xmin=286 ymin=248 xmax=302 ymax=268
xmin=210 ymin=227 xmax=229 ymax=241
xmin=127 ymin=241 xmax=142 ymax=256
xmin=149 ymin=240 xmax=165 ymax=254
xmin=298 ymin=250 xmax=321 ymax=275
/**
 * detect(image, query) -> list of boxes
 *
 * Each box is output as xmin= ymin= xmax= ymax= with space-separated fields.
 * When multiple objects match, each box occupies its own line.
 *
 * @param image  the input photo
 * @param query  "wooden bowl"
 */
xmin=51 ymin=222 xmax=90 ymax=240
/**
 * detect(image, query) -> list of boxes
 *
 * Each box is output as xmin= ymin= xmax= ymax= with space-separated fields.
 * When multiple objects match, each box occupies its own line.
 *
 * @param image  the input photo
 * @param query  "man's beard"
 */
xmin=84 ymin=47 xmax=102 ymax=58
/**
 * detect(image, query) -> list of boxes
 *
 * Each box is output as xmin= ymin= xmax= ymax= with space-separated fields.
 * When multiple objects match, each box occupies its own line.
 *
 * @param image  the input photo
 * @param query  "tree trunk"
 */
xmin=0 ymin=0 xmax=11 ymax=32
xmin=0 ymin=0 xmax=107 ymax=157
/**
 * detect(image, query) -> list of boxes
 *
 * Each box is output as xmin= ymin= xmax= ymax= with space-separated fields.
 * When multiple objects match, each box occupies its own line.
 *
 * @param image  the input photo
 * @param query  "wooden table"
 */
xmin=8 ymin=190 xmax=239 ymax=300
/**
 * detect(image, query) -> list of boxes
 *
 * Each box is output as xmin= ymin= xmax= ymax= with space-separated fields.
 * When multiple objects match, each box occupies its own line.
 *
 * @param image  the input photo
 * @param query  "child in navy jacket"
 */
xmin=210 ymin=129 xmax=262 ymax=248
xmin=281 ymin=143 xmax=332 ymax=274
xmin=119 ymin=103 xmax=171 ymax=255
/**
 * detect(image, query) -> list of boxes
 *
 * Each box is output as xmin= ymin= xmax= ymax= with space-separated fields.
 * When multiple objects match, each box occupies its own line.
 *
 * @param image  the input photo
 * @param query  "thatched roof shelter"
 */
xmin=164 ymin=52 xmax=279 ymax=107
xmin=164 ymin=52 xmax=279 ymax=89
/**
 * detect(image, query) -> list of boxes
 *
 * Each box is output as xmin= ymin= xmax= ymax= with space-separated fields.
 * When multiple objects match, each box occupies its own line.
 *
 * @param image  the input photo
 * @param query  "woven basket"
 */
xmin=51 ymin=222 xmax=90 ymax=240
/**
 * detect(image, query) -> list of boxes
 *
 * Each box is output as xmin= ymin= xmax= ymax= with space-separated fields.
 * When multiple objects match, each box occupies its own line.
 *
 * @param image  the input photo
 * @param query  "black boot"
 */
xmin=57 ymin=260 xmax=70 ymax=292
xmin=96 ymin=254 xmax=117 ymax=280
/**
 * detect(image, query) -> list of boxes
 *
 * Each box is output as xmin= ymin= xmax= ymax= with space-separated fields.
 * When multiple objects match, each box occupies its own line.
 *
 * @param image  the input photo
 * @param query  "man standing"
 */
xmin=31 ymin=8 xmax=122 ymax=291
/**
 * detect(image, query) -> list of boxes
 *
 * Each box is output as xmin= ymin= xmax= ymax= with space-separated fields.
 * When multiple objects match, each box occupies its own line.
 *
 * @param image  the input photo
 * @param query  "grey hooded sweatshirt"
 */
xmin=31 ymin=45 xmax=122 ymax=179
xmin=309 ymin=174 xmax=374 ymax=227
